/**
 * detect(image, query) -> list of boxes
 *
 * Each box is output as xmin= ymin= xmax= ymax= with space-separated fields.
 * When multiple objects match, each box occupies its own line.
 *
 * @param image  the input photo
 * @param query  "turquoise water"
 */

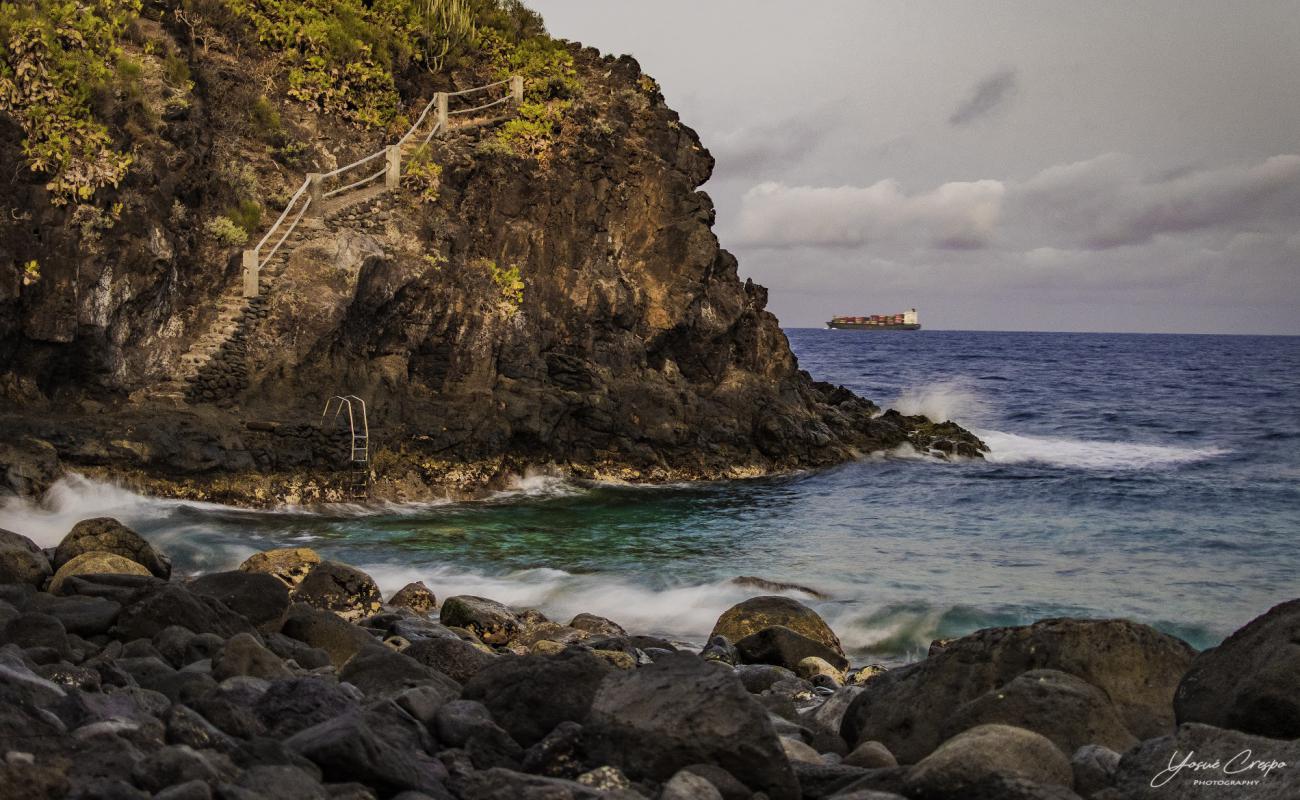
xmin=4 ymin=330 xmax=1298 ymax=663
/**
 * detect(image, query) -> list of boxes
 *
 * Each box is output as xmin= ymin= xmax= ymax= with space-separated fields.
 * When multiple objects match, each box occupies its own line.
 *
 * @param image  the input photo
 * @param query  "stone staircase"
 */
xmin=147 ymin=77 xmax=521 ymax=407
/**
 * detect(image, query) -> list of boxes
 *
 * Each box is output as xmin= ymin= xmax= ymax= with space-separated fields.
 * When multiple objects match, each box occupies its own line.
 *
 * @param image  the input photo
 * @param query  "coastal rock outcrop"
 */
xmin=840 ymin=618 xmax=1196 ymax=764
xmin=54 ymin=517 xmax=171 ymax=580
xmin=1173 ymin=598 xmax=1300 ymax=739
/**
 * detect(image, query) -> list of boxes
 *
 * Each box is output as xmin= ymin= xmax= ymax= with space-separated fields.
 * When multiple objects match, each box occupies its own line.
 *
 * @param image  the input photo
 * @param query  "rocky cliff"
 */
xmin=0 ymin=3 xmax=983 ymax=504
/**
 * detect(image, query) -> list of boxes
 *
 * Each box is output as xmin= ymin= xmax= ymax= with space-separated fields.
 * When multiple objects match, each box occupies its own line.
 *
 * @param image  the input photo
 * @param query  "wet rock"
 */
xmin=49 ymin=552 xmax=150 ymax=594
xmin=280 ymin=603 xmax=376 ymax=668
xmin=1097 ymin=723 xmax=1300 ymax=799
xmin=54 ymin=518 xmax=171 ymax=579
xmin=212 ymin=633 xmax=292 ymax=681
xmin=700 ymin=635 xmax=737 ymax=665
xmin=188 ymin=571 xmax=292 ymax=634
xmin=943 ymin=669 xmax=1138 ymax=756
xmin=568 ymin=613 xmax=625 ymax=637
xmin=846 ymin=665 xmax=888 ymax=686
xmin=585 ymin=652 xmax=798 ymax=800
xmin=113 ymin=584 xmax=256 ymax=641
xmin=462 ymin=649 xmax=612 ymax=747
xmin=0 ymin=528 xmax=51 ymax=587
xmin=735 ymin=625 xmax=849 ymax=671
xmin=291 ymin=562 xmax=383 ymax=622
xmin=405 ymin=636 xmax=497 ymax=684
xmin=902 ymin=724 xmax=1072 ymax=798
xmin=286 ymin=703 xmax=448 ymax=796
xmin=731 ymin=576 xmax=830 ymax=600
xmin=711 ymin=596 xmax=844 ymax=661
xmin=239 ymin=548 xmax=322 ymax=590
xmin=439 ymin=596 xmax=520 ymax=645
xmin=1174 ymin=597 xmax=1300 ymax=739
xmin=389 ymin=582 xmax=438 ymax=615
xmin=841 ymin=618 xmax=1194 ymax=763
xmin=1070 ymin=744 xmax=1119 ymax=798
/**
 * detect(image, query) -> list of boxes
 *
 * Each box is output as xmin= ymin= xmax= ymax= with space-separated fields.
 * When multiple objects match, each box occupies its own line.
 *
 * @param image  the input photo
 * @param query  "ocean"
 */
xmin=4 ymin=329 xmax=1298 ymax=663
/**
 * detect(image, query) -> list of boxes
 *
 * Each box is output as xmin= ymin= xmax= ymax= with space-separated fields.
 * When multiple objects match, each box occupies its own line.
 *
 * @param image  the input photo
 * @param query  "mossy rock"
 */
xmin=239 ymin=547 xmax=321 ymax=590
xmin=50 ymin=551 xmax=150 ymax=594
xmin=710 ymin=595 xmax=844 ymax=659
xmin=54 ymin=517 xmax=170 ymax=579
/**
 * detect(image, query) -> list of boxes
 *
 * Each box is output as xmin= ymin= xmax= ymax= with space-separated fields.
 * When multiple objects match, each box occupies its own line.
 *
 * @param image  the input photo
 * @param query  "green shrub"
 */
xmin=205 ymin=215 xmax=249 ymax=246
xmin=227 ymin=199 xmax=262 ymax=235
xmin=488 ymin=99 xmax=567 ymax=161
xmin=475 ymin=258 xmax=523 ymax=307
xmin=0 ymin=0 xmax=140 ymax=204
xmin=249 ymin=95 xmax=281 ymax=138
xmin=403 ymin=145 xmax=442 ymax=203
xmin=162 ymin=49 xmax=190 ymax=87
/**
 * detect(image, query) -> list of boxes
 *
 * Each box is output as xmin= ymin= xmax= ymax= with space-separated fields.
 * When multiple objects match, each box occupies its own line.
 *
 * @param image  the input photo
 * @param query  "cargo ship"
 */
xmin=827 ymin=308 xmax=921 ymax=330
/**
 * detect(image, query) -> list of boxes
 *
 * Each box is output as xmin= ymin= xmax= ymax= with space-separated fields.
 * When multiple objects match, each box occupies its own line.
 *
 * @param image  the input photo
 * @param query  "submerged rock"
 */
xmin=1174 ymin=597 xmax=1300 ymax=739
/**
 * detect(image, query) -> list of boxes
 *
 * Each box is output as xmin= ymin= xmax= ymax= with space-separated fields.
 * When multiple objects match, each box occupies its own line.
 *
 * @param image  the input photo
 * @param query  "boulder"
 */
xmin=568 ymin=613 xmax=625 ymax=637
xmin=735 ymin=625 xmax=849 ymax=671
xmin=462 ymin=649 xmax=612 ymax=747
xmin=585 ymin=652 xmax=799 ymax=800
xmin=844 ymin=740 xmax=898 ymax=769
xmin=49 ymin=552 xmax=150 ymax=594
xmin=1174 ymin=597 xmax=1300 ymax=739
xmin=440 ymin=596 xmax=520 ymax=644
xmin=337 ymin=645 xmax=460 ymax=699
xmin=661 ymin=769 xmax=724 ymax=800
xmin=1099 ymin=722 xmax=1300 ymax=800
xmin=279 ymin=603 xmax=376 ymax=668
xmin=255 ymin=677 xmax=361 ymax=738
xmin=389 ymin=582 xmax=437 ymax=615
xmin=405 ymin=636 xmax=498 ymax=684
xmin=459 ymin=768 xmax=609 ymax=800
xmin=0 ymin=529 xmax=51 ymax=587
xmin=710 ymin=596 xmax=844 ymax=660
xmin=212 ymin=633 xmax=292 ymax=681
xmin=841 ymin=618 xmax=1195 ymax=763
xmin=26 ymin=593 xmax=121 ymax=637
xmin=797 ymin=656 xmax=845 ymax=684
xmin=286 ymin=703 xmax=448 ymax=796
xmin=54 ymin=518 xmax=170 ymax=579
xmin=188 ymin=571 xmax=291 ymax=633
xmin=290 ymin=562 xmax=383 ymax=622
xmin=943 ymin=669 xmax=1138 ymax=755
xmin=1070 ymin=744 xmax=1119 ymax=798
xmin=239 ymin=548 xmax=321 ymax=590
xmin=433 ymin=699 xmax=523 ymax=769
xmin=902 ymin=724 xmax=1072 ymax=798
xmin=112 ymin=584 xmax=256 ymax=641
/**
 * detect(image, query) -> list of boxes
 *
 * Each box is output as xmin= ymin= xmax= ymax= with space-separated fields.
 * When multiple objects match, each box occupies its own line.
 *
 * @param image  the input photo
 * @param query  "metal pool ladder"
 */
xmin=322 ymin=395 xmax=371 ymax=499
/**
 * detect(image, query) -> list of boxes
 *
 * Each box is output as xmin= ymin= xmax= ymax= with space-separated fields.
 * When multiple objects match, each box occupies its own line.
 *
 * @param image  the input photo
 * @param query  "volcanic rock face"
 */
xmin=0 ymin=11 xmax=984 ymax=504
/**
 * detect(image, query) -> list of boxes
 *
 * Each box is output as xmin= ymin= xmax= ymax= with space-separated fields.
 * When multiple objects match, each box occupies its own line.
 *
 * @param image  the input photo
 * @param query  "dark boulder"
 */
xmin=212 ymin=633 xmax=293 ymax=681
xmin=112 ymin=584 xmax=255 ymax=641
xmin=432 ymin=700 xmax=523 ymax=769
xmin=461 ymin=649 xmax=611 ymax=747
xmin=1174 ymin=597 xmax=1300 ymax=739
xmin=0 ymin=528 xmax=51 ymax=587
xmin=50 ymin=573 xmax=163 ymax=604
xmin=26 ymin=593 xmax=121 ymax=637
xmin=49 ymin=552 xmax=151 ymax=594
xmin=943 ymin=669 xmax=1138 ymax=755
xmin=255 ymin=677 xmax=360 ymax=738
xmin=568 ymin=613 xmax=625 ymax=637
xmin=389 ymin=582 xmax=438 ymax=615
xmin=520 ymin=720 xmax=585 ymax=779
xmin=279 ymin=603 xmax=376 ymax=668
xmin=337 ymin=644 xmax=460 ymax=699
xmin=710 ymin=596 xmax=844 ymax=660
xmin=238 ymin=548 xmax=321 ymax=590
xmin=285 ymin=702 xmax=449 ymax=797
xmin=4 ymin=612 xmax=71 ymax=659
xmin=188 ymin=571 xmax=291 ymax=634
xmin=405 ymin=636 xmax=498 ymax=685
xmin=584 ymin=652 xmax=798 ymax=800
xmin=440 ymin=596 xmax=520 ymax=645
xmin=735 ymin=625 xmax=849 ymax=671
xmin=54 ymin=518 xmax=171 ymax=579
xmin=291 ymin=562 xmax=383 ymax=622
xmin=459 ymin=768 xmax=609 ymax=800
xmin=841 ymin=618 xmax=1194 ymax=763
xmin=901 ymin=724 xmax=1073 ymax=799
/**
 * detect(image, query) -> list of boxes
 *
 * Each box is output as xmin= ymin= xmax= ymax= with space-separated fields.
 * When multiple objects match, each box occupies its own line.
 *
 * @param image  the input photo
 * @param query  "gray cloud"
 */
xmin=948 ymin=68 xmax=1018 ymax=126
xmin=706 ymin=109 xmax=835 ymax=180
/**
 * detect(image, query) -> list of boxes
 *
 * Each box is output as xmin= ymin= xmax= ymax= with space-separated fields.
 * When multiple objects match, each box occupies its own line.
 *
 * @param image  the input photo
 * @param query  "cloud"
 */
xmin=948 ymin=68 xmax=1018 ymax=126
xmin=706 ymin=108 xmax=836 ymax=179
xmin=733 ymin=179 xmax=1005 ymax=249
xmin=1019 ymin=153 xmax=1300 ymax=249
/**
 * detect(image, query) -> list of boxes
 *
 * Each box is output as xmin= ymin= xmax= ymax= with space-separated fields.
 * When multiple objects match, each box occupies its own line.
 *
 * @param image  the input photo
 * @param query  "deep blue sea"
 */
xmin=4 ymin=330 xmax=1298 ymax=662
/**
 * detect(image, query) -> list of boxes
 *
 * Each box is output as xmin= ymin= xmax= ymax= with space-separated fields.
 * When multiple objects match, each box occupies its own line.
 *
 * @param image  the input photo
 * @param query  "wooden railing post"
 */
xmin=435 ymin=92 xmax=448 ymax=135
xmin=510 ymin=75 xmax=524 ymax=103
xmin=307 ymin=173 xmax=324 ymax=216
xmin=385 ymin=145 xmax=401 ymax=188
xmin=242 ymin=249 xmax=259 ymax=298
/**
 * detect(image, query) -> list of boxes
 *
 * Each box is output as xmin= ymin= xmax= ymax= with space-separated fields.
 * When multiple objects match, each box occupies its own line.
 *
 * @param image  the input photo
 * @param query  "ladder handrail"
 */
xmin=322 ymin=395 xmax=371 ymax=498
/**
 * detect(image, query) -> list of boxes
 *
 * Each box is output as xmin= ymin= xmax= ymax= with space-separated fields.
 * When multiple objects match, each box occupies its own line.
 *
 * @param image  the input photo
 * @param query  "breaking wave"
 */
xmin=978 ymin=430 xmax=1229 ymax=470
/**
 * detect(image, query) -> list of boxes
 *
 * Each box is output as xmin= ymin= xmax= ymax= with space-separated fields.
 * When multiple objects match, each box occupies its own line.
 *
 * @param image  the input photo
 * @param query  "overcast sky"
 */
xmin=528 ymin=0 xmax=1300 ymax=334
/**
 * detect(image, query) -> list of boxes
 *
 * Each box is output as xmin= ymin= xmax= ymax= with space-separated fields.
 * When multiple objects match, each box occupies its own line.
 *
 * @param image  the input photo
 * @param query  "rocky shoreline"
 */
xmin=2 ymin=518 xmax=1297 ymax=799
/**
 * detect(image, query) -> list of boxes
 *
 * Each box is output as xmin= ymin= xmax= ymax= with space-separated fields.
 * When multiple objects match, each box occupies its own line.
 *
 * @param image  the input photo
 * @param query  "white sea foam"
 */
xmin=892 ymin=378 xmax=991 ymax=425
xmin=0 ymin=474 xmax=213 ymax=546
xmin=978 ymin=429 xmax=1229 ymax=470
